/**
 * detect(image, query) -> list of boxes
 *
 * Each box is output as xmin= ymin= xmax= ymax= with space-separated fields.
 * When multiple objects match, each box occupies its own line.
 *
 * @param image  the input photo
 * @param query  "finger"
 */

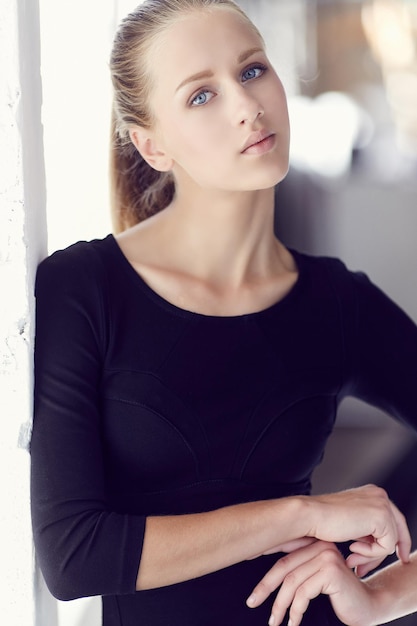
xmin=347 ymin=487 xmax=398 ymax=555
xmin=273 ymin=537 xmax=317 ymax=555
xmin=367 ymin=497 xmax=410 ymax=559
xmin=356 ymin=560 xmax=382 ymax=578
xmin=249 ymin=538 xmax=317 ymax=560
xmin=246 ymin=555 xmax=303 ymax=607
xmin=246 ymin=541 xmax=333 ymax=608
xmin=350 ymin=534 xmax=374 ymax=545
xmin=286 ymin=571 xmax=328 ymax=626
xmin=390 ymin=501 xmax=411 ymax=563
xmin=349 ymin=538 xmax=395 ymax=559
xmin=270 ymin=549 xmax=344 ymax=626
xmin=346 ymin=552 xmax=384 ymax=571
xmin=268 ymin=558 xmax=322 ymax=625
xmin=346 ymin=553 xmax=385 ymax=577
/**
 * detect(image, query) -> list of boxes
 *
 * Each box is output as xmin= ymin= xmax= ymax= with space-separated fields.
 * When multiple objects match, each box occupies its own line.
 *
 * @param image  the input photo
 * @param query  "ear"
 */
xmin=129 ymin=127 xmax=173 ymax=172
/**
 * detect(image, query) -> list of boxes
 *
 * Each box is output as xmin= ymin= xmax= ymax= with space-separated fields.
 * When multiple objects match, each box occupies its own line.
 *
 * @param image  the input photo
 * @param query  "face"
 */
xmin=141 ymin=7 xmax=290 ymax=194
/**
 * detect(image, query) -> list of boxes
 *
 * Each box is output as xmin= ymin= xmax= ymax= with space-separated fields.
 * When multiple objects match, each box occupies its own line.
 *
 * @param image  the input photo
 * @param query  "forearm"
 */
xmin=136 ymin=485 xmax=410 ymax=590
xmin=136 ymin=497 xmax=305 ymax=589
xmin=364 ymin=550 xmax=417 ymax=625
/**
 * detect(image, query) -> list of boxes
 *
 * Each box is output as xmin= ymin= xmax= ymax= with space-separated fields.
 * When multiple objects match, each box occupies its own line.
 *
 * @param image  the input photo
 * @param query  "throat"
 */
xmin=138 ymin=246 xmax=299 ymax=317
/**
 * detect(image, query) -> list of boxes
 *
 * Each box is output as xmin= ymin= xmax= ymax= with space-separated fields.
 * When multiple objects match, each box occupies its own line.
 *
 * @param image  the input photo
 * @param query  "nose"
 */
xmin=232 ymin=85 xmax=264 ymax=126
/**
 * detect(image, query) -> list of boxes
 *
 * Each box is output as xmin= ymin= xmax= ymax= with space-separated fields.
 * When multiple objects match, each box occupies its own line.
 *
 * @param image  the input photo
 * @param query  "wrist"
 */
xmin=360 ymin=579 xmax=392 ymax=626
xmin=292 ymin=494 xmax=321 ymax=539
xmin=274 ymin=495 xmax=312 ymax=541
xmin=362 ymin=560 xmax=417 ymax=626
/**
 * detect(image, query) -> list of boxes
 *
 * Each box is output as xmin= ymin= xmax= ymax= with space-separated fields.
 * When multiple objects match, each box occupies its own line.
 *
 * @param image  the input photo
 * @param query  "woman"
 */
xmin=31 ymin=1 xmax=417 ymax=625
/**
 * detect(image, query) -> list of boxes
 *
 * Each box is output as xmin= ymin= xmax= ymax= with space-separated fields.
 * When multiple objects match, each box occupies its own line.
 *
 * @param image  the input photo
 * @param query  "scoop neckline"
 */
xmin=106 ymin=233 xmax=305 ymax=321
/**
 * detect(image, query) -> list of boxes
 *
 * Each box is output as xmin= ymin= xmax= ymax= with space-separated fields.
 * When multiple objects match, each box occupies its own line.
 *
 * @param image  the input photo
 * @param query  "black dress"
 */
xmin=31 ymin=235 xmax=417 ymax=625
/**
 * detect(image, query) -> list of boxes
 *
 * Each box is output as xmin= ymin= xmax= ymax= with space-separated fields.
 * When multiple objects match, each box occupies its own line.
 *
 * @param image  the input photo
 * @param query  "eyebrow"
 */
xmin=175 ymin=47 xmax=264 ymax=93
xmin=238 ymin=47 xmax=264 ymax=64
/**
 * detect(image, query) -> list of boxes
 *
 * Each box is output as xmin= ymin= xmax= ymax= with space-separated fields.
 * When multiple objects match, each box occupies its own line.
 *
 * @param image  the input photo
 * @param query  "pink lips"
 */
xmin=241 ymin=129 xmax=276 ymax=155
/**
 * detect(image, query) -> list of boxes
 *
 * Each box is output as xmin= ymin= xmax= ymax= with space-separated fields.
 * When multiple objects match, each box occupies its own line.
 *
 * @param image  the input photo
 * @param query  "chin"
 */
xmin=271 ymin=157 xmax=290 ymax=184
xmin=245 ymin=164 xmax=289 ymax=191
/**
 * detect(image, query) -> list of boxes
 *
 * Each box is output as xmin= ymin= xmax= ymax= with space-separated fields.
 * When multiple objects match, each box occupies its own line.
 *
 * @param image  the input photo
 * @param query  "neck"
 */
xmin=158 ymin=186 xmax=283 ymax=287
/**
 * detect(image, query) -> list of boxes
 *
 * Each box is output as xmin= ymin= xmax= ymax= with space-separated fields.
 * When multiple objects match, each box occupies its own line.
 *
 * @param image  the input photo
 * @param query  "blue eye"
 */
xmin=242 ymin=65 xmax=266 ymax=82
xmin=190 ymin=90 xmax=214 ymax=107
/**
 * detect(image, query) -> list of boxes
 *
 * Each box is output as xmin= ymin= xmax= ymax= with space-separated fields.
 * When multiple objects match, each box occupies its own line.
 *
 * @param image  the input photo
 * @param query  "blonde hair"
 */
xmin=109 ymin=0 xmax=262 ymax=231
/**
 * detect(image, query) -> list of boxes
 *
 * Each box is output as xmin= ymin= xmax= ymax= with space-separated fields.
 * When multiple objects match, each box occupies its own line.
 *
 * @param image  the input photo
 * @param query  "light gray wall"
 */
xmin=276 ymin=171 xmax=417 ymax=323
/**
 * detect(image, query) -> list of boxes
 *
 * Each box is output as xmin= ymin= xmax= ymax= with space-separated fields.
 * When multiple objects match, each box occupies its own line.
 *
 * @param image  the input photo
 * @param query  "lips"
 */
xmin=241 ymin=129 xmax=275 ymax=153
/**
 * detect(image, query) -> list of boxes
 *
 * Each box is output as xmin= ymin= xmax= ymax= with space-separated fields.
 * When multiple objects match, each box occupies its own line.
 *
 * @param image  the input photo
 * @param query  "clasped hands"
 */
xmin=246 ymin=485 xmax=411 ymax=626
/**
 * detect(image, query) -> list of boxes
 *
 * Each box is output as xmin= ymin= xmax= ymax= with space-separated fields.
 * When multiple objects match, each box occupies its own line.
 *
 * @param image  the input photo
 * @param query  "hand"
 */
xmin=248 ymin=537 xmax=317 ymax=560
xmin=246 ymin=541 xmax=378 ymax=626
xmin=307 ymin=485 xmax=411 ymax=570
xmin=346 ymin=536 xmax=393 ymax=578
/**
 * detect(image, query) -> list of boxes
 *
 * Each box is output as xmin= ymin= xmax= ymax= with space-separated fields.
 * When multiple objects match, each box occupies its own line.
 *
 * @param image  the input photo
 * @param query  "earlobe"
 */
xmin=129 ymin=128 xmax=173 ymax=172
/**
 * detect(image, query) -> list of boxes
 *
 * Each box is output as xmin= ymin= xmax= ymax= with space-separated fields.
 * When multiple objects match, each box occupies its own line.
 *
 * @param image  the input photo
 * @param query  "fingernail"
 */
xmin=288 ymin=620 xmax=293 ymax=626
xmin=268 ymin=615 xmax=275 ymax=626
xmin=246 ymin=594 xmax=256 ymax=607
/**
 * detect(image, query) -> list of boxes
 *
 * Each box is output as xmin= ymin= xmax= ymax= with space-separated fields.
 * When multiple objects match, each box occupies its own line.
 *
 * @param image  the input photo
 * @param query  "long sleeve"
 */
xmin=337 ymin=265 xmax=417 ymax=429
xmin=30 ymin=243 xmax=146 ymax=601
xmin=29 ymin=237 xmax=417 ymax=625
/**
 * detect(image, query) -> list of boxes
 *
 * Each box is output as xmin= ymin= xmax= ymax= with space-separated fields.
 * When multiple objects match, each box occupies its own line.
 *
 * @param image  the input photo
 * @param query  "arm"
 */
xmin=346 ymin=269 xmax=417 ymax=430
xmin=31 ymin=246 xmax=410 ymax=599
xmin=247 ymin=542 xmax=417 ymax=626
xmin=137 ymin=484 xmax=411 ymax=590
xmin=361 ymin=550 xmax=417 ymax=625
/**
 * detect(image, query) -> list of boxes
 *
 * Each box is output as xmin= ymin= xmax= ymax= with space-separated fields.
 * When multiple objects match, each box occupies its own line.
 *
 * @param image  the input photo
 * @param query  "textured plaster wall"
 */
xmin=0 ymin=0 xmax=47 ymax=623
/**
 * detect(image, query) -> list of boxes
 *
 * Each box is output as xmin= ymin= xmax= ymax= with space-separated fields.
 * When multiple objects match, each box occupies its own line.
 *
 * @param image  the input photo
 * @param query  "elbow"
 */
xmin=47 ymin=583 xmax=83 ymax=603
xmin=33 ymin=533 xmax=102 ymax=601
xmin=32 ymin=509 xmax=113 ymax=601
xmin=38 ymin=561 xmax=93 ymax=602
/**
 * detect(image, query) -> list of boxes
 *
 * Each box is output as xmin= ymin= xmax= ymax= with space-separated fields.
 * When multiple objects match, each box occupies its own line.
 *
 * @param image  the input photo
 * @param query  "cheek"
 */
xmin=273 ymin=84 xmax=289 ymax=122
xmin=174 ymin=120 xmax=225 ymax=161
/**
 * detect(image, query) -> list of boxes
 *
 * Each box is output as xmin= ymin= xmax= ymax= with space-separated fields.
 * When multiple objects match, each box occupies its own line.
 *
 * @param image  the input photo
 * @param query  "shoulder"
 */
xmin=292 ymin=248 xmax=358 ymax=279
xmin=293 ymin=248 xmax=417 ymax=334
xmin=36 ymin=234 xmax=114 ymax=275
xmin=35 ymin=235 xmax=115 ymax=295
xmin=34 ymin=237 xmax=118 ymax=351
xmin=291 ymin=248 xmax=370 ymax=303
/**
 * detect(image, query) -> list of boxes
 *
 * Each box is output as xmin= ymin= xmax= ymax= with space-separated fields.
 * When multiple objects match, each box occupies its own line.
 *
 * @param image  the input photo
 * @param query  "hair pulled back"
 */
xmin=109 ymin=0 xmax=258 ymax=231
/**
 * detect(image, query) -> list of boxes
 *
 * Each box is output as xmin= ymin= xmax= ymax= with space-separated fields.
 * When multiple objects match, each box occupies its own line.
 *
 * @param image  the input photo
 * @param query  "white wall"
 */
xmin=39 ymin=0 xmax=143 ymax=256
xmin=0 ymin=0 xmax=47 ymax=624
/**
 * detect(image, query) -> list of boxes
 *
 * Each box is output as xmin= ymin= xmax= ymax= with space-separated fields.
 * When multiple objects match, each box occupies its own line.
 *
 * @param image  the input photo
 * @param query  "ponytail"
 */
xmin=109 ymin=108 xmax=174 ymax=232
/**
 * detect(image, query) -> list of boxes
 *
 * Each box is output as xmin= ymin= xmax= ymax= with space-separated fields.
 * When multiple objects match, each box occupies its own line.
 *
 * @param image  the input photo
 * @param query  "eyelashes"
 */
xmin=241 ymin=63 xmax=267 ymax=83
xmin=188 ymin=63 xmax=268 ymax=107
xmin=190 ymin=89 xmax=215 ymax=107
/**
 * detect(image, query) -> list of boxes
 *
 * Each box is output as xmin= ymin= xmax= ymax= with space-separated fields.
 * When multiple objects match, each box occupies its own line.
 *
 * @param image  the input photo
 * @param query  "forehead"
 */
xmin=147 ymin=8 xmax=264 ymax=91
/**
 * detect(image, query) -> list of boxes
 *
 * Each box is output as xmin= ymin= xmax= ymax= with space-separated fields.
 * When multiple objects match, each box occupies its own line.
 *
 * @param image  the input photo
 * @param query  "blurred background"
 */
xmin=38 ymin=0 xmax=417 ymax=623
